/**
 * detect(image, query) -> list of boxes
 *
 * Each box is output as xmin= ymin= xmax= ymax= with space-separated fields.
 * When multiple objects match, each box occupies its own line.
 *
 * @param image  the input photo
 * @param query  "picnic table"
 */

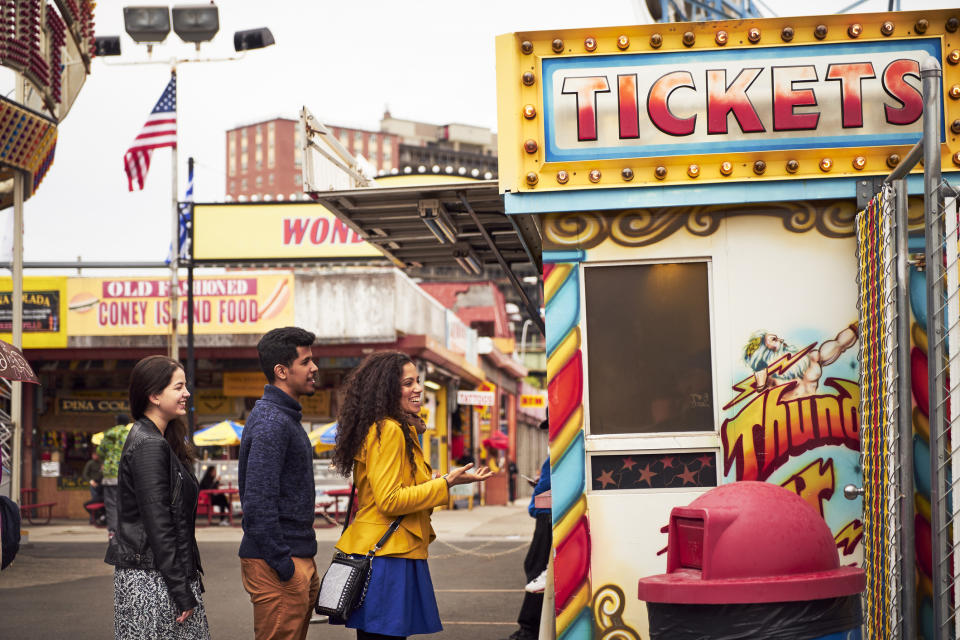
xmin=198 ymin=488 xmax=240 ymax=526
xmin=20 ymin=488 xmax=56 ymax=525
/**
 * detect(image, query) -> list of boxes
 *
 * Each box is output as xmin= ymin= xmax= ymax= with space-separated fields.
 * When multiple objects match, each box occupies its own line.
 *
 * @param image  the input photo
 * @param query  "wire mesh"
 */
xmin=929 ymin=182 xmax=960 ymax=639
xmin=856 ymin=183 xmax=904 ymax=639
xmin=0 ymin=378 xmax=14 ymax=499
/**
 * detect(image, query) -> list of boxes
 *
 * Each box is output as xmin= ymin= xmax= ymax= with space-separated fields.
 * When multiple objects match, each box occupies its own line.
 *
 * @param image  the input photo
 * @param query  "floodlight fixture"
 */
xmin=94 ymin=36 xmax=122 ymax=57
xmin=233 ymin=28 xmax=275 ymax=52
xmin=453 ymin=243 xmax=482 ymax=276
xmin=418 ymin=199 xmax=457 ymax=244
xmin=172 ymin=5 xmax=220 ymax=45
xmin=123 ymin=6 xmax=171 ymax=44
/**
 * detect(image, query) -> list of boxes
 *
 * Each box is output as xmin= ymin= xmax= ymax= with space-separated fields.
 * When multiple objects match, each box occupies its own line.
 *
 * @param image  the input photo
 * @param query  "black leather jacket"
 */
xmin=104 ymin=418 xmax=202 ymax=612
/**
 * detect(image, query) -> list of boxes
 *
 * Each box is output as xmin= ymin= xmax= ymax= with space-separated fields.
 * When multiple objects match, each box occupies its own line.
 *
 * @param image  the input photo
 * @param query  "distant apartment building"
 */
xmin=380 ymin=111 xmax=498 ymax=179
xmin=225 ymin=112 xmax=498 ymax=201
xmin=225 ymin=117 xmax=400 ymax=202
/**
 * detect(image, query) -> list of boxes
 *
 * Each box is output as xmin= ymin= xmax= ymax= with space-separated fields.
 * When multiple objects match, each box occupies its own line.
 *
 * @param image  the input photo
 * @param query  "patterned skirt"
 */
xmin=114 ymin=567 xmax=211 ymax=640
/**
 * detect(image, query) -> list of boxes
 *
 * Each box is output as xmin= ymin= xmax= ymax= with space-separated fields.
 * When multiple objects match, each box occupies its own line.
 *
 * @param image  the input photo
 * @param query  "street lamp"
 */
xmin=123 ymin=6 xmax=172 ymax=49
xmin=172 ymin=5 xmax=220 ymax=45
xmin=98 ymin=4 xmax=274 ymax=433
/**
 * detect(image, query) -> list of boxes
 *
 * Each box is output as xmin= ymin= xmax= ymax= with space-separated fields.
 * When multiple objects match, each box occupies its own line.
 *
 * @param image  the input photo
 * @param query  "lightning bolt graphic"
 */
xmin=834 ymin=519 xmax=864 ymax=556
xmin=723 ymin=343 xmax=816 ymax=410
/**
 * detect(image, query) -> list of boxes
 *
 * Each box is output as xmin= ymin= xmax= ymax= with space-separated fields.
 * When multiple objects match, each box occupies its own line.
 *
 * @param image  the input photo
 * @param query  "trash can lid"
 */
xmin=637 ymin=482 xmax=865 ymax=604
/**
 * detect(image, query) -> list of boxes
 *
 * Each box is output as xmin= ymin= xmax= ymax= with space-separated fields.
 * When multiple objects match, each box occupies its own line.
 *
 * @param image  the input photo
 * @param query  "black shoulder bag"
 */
xmin=315 ymin=484 xmax=402 ymax=622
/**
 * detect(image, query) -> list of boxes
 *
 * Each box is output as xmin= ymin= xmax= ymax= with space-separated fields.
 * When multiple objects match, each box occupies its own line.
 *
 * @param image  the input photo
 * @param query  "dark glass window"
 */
xmin=584 ymin=262 xmax=714 ymax=435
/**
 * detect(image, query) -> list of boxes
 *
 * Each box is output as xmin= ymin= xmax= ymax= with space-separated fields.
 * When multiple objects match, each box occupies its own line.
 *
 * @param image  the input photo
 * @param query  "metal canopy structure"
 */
xmin=309 ymin=180 xmax=544 ymax=334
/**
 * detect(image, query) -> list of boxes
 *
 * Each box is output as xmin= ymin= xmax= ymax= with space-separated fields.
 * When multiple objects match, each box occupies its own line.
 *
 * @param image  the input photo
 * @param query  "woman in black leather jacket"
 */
xmin=104 ymin=355 xmax=210 ymax=639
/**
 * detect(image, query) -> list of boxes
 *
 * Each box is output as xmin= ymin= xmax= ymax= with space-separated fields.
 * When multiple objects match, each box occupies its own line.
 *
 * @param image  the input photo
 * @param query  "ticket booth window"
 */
xmin=584 ymin=261 xmax=714 ymax=435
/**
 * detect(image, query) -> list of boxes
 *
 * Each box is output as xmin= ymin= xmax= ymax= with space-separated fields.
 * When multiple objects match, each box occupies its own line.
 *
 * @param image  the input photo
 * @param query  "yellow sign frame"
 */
xmin=496 ymin=10 xmax=960 ymax=194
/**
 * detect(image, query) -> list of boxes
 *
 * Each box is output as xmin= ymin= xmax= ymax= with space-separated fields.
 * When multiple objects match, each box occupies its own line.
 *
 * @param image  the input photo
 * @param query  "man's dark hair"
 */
xmin=257 ymin=327 xmax=316 ymax=383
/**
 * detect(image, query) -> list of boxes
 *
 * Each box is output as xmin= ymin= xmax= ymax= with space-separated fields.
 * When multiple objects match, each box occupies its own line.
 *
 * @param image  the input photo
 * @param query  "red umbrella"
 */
xmin=482 ymin=430 xmax=508 ymax=450
xmin=0 ymin=338 xmax=38 ymax=384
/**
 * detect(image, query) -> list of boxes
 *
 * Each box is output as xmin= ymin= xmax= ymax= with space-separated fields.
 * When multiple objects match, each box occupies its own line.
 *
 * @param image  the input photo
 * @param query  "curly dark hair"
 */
xmin=332 ymin=351 xmax=421 ymax=479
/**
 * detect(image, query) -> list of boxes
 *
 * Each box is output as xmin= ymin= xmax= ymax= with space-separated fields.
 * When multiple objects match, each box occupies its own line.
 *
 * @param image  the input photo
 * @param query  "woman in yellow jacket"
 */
xmin=332 ymin=351 xmax=491 ymax=640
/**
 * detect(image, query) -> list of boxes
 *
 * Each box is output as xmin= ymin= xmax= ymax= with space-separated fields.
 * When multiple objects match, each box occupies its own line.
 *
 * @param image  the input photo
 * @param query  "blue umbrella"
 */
xmin=309 ymin=421 xmax=338 ymax=451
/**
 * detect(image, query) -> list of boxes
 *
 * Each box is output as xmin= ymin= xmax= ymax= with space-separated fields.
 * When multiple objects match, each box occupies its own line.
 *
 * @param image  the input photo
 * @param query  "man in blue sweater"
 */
xmin=239 ymin=326 xmax=320 ymax=640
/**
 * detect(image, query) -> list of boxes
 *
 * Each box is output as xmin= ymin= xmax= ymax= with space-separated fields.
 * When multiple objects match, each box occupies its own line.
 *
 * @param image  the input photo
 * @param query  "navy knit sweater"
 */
xmin=238 ymin=385 xmax=317 ymax=581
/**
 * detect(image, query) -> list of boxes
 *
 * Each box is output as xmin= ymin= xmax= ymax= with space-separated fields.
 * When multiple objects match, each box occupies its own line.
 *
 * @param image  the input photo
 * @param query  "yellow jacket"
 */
xmin=335 ymin=418 xmax=449 ymax=559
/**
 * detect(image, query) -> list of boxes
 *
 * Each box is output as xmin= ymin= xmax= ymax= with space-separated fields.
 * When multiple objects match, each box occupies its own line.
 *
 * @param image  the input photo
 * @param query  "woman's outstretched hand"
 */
xmin=445 ymin=463 xmax=493 ymax=486
xmin=176 ymin=608 xmax=194 ymax=623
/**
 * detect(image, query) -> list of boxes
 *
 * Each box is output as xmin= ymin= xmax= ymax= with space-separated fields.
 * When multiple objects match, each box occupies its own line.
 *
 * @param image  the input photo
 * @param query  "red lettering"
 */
xmin=617 ymin=74 xmax=639 ymax=139
xmin=283 ymin=218 xmax=310 ymax=245
xmin=351 ymin=231 xmax=364 ymax=244
xmin=883 ymin=59 xmax=922 ymax=125
xmin=772 ymin=65 xmax=820 ymax=131
xmin=310 ymin=218 xmax=329 ymax=244
xmin=647 ymin=71 xmax=696 ymax=136
xmin=826 ymin=62 xmax=876 ymax=128
xmin=561 ymin=76 xmax=611 ymax=141
xmin=707 ymin=68 xmax=764 ymax=135
xmin=331 ymin=220 xmax=350 ymax=244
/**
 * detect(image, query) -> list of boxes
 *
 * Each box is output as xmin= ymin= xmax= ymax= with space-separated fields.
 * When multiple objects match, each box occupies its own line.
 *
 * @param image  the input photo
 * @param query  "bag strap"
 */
xmin=369 ymin=517 xmax=403 ymax=557
xmin=341 ymin=482 xmax=356 ymax=533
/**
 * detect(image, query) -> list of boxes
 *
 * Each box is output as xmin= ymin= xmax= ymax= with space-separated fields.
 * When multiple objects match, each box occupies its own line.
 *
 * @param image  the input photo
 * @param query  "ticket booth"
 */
xmin=495 ymin=10 xmax=960 ymax=639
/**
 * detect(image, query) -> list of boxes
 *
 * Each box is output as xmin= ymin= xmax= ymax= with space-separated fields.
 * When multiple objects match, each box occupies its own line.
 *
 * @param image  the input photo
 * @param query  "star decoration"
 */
xmin=697 ymin=454 xmax=713 ymax=468
xmin=677 ymin=465 xmax=698 ymax=486
xmin=636 ymin=463 xmax=658 ymax=486
xmin=596 ymin=468 xmax=616 ymax=489
xmin=660 ymin=455 xmax=676 ymax=468
xmin=621 ymin=456 xmax=637 ymax=471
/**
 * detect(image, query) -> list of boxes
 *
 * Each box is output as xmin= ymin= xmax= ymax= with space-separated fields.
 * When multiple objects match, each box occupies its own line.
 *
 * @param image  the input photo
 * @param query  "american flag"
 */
xmin=124 ymin=75 xmax=177 ymax=191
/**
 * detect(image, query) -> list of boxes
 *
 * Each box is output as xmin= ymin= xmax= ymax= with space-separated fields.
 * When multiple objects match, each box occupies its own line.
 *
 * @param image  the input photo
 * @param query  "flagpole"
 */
xmin=169 ymin=67 xmax=179 ymax=362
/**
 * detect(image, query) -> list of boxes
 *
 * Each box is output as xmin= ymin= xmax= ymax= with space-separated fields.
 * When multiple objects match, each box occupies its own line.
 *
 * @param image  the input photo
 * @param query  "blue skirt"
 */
xmin=343 ymin=556 xmax=442 ymax=637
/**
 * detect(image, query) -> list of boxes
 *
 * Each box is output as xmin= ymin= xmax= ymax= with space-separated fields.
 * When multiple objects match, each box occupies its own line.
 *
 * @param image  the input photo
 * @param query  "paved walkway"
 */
xmin=19 ymin=500 xmax=536 ymax=545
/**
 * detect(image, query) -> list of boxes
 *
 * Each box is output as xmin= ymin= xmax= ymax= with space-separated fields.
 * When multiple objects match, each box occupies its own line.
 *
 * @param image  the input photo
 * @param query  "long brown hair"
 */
xmin=129 ymin=355 xmax=195 ymax=464
xmin=333 ymin=351 xmax=420 ymax=479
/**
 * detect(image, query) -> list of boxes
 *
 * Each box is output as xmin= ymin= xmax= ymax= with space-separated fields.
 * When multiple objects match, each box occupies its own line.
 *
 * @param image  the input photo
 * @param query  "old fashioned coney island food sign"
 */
xmin=495 ymin=10 xmax=960 ymax=192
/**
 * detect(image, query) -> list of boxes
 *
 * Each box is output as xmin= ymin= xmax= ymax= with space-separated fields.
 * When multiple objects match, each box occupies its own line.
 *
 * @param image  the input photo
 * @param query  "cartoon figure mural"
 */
xmin=722 ymin=324 xmax=864 ymax=560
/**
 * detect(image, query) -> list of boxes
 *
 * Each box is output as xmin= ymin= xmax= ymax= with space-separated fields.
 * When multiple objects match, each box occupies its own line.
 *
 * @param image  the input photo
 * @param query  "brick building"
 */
xmin=225 ymin=117 xmax=400 ymax=202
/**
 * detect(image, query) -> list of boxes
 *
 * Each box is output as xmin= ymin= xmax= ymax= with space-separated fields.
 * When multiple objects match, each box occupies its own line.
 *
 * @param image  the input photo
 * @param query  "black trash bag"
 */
xmin=1 ymin=494 xmax=21 ymax=570
xmin=647 ymin=595 xmax=862 ymax=640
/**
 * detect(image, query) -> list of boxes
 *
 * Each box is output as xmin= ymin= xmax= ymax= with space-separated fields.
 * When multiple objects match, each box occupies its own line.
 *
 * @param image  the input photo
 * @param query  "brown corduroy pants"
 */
xmin=240 ymin=557 xmax=319 ymax=640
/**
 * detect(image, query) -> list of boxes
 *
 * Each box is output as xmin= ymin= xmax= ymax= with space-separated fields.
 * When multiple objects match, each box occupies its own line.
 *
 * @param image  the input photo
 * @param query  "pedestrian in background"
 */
xmin=503 ymin=425 xmax=552 ymax=640
xmin=199 ymin=465 xmax=230 ymax=526
xmin=104 ymin=356 xmax=209 ymax=639
xmin=82 ymin=450 xmax=103 ymax=503
xmin=98 ymin=413 xmax=131 ymax=537
xmin=332 ymin=350 xmax=492 ymax=640
xmin=239 ymin=327 xmax=320 ymax=640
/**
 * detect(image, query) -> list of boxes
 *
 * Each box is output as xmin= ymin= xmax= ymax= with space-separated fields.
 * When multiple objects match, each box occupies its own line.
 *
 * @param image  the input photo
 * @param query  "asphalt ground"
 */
xmin=0 ymin=521 xmax=535 ymax=639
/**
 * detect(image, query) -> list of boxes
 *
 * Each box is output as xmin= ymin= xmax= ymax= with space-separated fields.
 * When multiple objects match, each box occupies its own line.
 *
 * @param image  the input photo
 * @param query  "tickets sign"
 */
xmin=496 ymin=10 xmax=960 ymax=192
xmin=66 ymin=274 xmax=294 ymax=336
xmin=193 ymin=202 xmax=383 ymax=262
xmin=543 ymin=40 xmax=935 ymax=161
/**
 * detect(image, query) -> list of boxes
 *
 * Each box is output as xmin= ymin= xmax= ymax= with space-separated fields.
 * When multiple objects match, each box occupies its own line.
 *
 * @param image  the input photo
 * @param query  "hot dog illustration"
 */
xmin=258 ymin=279 xmax=290 ymax=321
xmin=68 ymin=292 xmax=99 ymax=313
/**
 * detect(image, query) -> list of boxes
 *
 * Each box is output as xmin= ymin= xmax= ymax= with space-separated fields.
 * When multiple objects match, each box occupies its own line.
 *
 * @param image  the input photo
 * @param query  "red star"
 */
xmin=636 ymin=463 xmax=658 ymax=486
xmin=660 ymin=455 xmax=676 ymax=468
xmin=596 ymin=468 xmax=616 ymax=489
xmin=621 ymin=456 xmax=637 ymax=471
xmin=697 ymin=454 xmax=713 ymax=469
xmin=677 ymin=465 xmax=698 ymax=486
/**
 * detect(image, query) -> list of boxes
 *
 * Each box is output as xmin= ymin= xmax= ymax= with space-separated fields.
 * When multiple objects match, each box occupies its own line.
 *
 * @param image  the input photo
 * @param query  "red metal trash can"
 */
xmin=637 ymin=481 xmax=865 ymax=639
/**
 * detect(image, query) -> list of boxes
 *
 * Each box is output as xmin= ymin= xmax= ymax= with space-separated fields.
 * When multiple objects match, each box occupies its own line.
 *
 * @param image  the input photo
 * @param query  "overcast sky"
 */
xmin=10 ymin=0 xmax=957 ymax=265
